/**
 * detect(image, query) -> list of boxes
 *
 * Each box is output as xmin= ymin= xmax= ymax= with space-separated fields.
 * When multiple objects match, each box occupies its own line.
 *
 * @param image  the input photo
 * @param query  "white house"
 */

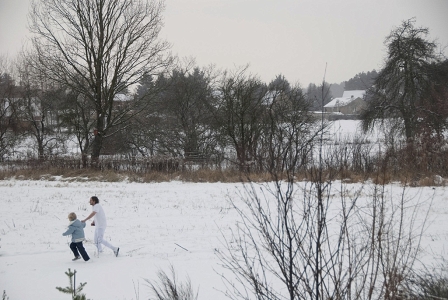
xmin=324 ymin=90 xmax=366 ymax=114
xmin=114 ymin=93 xmax=133 ymax=102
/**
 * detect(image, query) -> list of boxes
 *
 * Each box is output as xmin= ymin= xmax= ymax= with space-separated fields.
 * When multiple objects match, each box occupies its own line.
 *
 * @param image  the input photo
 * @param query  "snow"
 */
xmin=324 ymin=90 xmax=366 ymax=108
xmin=0 ymin=180 xmax=242 ymax=299
xmin=114 ymin=94 xmax=133 ymax=102
xmin=1 ymin=178 xmax=447 ymax=299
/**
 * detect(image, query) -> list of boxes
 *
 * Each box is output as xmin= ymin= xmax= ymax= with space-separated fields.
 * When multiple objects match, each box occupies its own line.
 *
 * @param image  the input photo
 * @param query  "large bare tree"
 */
xmin=29 ymin=0 xmax=172 ymax=165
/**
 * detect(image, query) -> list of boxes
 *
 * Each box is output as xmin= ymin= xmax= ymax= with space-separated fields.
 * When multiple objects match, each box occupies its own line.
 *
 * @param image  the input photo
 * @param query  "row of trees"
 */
xmin=0 ymin=0 xmax=447 ymax=175
xmin=0 ymin=0 xmax=328 ymax=171
xmin=344 ymin=70 xmax=379 ymax=91
xmin=0 ymin=56 xmax=322 ymax=172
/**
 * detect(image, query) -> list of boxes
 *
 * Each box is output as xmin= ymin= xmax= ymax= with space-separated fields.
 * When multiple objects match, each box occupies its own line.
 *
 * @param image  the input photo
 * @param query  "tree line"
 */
xmin=1 ymin=54 xmax=321 ymax=172
xmin=0 ymin=0 xmax=447 ymax=176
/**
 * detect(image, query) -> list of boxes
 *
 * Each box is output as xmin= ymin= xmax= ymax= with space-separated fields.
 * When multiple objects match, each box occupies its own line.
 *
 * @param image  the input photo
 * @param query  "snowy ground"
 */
xmin=0 ymin=180 xmax=244 ymax=299
xmin=0 ymin=178 xmax=447 ymax=299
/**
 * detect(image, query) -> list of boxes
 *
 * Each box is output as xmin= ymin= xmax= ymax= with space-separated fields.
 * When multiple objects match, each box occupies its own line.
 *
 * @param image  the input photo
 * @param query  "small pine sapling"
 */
xmin=2 ymin=290 xmax=9 ymax=300
xmin=56 ymin=268 xmax=89 ymax=300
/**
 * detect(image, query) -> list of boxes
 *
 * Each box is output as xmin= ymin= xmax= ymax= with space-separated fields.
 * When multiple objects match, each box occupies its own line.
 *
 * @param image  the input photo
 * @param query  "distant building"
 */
xmin=324 ymin=90 xmax=366 ymax=115
xmin=113 ymin=93 xmax=133 ymax=110
xmin=114 ymin=93 xmax=133 ymax=102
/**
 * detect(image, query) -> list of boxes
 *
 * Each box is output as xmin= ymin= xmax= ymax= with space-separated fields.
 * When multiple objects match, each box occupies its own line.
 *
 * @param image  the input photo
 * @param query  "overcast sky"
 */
xmin=1 ymin=0 xmax=447 ymax=86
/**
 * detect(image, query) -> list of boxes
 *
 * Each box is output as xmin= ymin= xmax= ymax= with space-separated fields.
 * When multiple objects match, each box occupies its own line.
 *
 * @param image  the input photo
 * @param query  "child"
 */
xmin=63 ymin=212 xmax=90 ymax=261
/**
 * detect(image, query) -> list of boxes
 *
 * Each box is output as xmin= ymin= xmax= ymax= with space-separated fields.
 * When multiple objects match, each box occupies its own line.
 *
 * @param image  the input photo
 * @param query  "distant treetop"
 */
xmin=344 ymin=70 xmax=378 ymax=91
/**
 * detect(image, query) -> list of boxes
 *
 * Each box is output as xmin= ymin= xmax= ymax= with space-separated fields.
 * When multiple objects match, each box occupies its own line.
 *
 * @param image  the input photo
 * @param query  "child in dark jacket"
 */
xmin=63 ymin=212 xmax=90 ymax=261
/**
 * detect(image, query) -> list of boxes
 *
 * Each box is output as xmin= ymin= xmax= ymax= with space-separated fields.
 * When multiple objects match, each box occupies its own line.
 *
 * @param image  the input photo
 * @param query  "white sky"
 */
xmin=1 ymin=0 xmax=447 ymax=85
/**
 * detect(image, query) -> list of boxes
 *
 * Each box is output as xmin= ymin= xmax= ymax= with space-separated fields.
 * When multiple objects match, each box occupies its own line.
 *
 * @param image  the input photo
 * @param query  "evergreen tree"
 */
xmin=361 ymin=18 xmax=441 ymax=142
xmin=305 ymin=82 xmax=332 ymax=111
xmin=55 ymin=269 xmax=89 ymax=300
xmin=2 ymin=290 xmax=9 ymax=300
xmin=329 ymin=82 xmax=344 ymax=97
xmin=344 ymin=70 xmax=378 ymax=90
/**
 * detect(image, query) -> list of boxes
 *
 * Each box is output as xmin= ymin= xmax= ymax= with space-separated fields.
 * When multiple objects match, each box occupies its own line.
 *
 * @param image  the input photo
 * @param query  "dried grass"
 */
xmin=2 ymin=141 xmax=448 ymax=186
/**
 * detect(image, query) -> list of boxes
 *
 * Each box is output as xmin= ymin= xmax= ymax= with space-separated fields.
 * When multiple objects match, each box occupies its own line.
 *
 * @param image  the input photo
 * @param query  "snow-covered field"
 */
xmin=0 ymin=178 xmax=447 ymax=299
xmin=1 ymin=120 xmax=446 ymax=299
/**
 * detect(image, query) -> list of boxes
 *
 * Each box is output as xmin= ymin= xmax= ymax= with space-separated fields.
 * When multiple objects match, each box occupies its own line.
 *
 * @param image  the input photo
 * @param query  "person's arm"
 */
xmin=62 ymin=226 xmax=74 ymax=236
xmin=81 ymin=211 xmax=96 ymax=223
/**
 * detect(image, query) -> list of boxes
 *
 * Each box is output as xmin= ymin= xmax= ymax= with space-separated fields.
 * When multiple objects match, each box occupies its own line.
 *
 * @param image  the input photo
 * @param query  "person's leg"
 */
xmin=101 ymin=238 xmax=116 ymax=251
xmin=97 ymin=227 xmax=117 ymax=251
xmin=75 ymin=242 xmax=90 ymax=261
xmin=94 ymin=227 xmax=104 ymax=253
xmin=70 ymin=242 xmax=80 ymax=258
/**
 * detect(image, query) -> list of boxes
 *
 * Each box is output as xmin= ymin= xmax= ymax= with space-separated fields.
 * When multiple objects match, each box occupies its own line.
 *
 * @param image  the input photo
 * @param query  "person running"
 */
xmin=82 ymin=196 xmax=119 ymax=257
xmin=62 ymin=212 xmax=90 ymax=261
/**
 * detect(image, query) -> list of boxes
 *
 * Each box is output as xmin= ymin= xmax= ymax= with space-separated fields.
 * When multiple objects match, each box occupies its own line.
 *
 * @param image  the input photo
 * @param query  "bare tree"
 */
xmin=305 ymin=82 xmax=333 ymax=111
xmin=0 ymin=56 xmax=21 ymax=160
xmin=15 ymin=54 xmax=63 ymax=160
xmin=217 ymin=149 xmax=431 ymax=300
xmin=215 ymin=67 xmax=267 ymax=172
xmin=58 ymin=84 xmax=96 ymax=167
xmin=260 ymin=75 xmax=318 ymax=174
xmin=29 ymin=0 xmax=172 ymax=166
xmin=349 ymin=172 xmax=432 ymax=300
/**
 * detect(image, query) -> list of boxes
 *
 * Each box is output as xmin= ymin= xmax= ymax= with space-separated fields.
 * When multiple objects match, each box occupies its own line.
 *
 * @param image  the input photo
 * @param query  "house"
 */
xmin=2 ymin=96 xmax=49 ymax=122
xmin=113 ymin=93 xmax=133 ymax=110
xmin=324 ymin=90 xmax=366 ymax=114
xmin=114 ymin=93 xmax=133 ymax=102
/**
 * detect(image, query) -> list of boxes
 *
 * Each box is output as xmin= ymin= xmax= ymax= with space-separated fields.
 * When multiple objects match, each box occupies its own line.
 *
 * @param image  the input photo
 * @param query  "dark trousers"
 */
xmin=70 ymin=242 xmax=90 ymax=261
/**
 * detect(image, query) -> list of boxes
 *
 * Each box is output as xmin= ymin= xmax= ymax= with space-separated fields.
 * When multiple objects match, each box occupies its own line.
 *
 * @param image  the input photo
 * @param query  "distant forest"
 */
xmin=328 ymin=70 xmax=379 ymax=98
xmin=304 ymin=70 xmax=378 ymax=110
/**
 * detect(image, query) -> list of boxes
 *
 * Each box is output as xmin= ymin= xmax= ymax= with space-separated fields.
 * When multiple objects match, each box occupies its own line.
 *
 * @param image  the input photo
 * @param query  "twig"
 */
xmin=428 ymin=295 xmax=448 ymax=300
xmin=133 ymin=279 xmax=140 ymax=300
xmin=174 ymin=243 xmax=189 ymax=252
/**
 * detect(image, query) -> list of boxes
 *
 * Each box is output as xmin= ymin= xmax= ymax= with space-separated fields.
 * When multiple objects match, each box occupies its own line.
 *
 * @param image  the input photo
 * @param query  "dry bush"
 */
xmin=3 ymin=136 xmax=448 ymax=186
xmin=145 ymin=265 xmax=198 ymax=300
xmin=92 ymin=171 xmax=125 ymax=182
xmin=403 ymin=259 xmax=448 ymax=299
xmin=139 ymin=171 xmax=175 ymax=183
xmin=371 ymin=174 xmax=392 ymax=185
xmin=373 ymin=138 xmax=448 ymax=183
xmin=340 ymin=172 xmax=369 ymax=183
xmin=0 ymin=168 xmax=49 ymax=181
xmin=416 ymin=175 xmax=446 ymax=187
xmin=0 ymin=168 xmax=125 ymax=182
xmin=179 ymin=169 xmax=224 ymax=183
